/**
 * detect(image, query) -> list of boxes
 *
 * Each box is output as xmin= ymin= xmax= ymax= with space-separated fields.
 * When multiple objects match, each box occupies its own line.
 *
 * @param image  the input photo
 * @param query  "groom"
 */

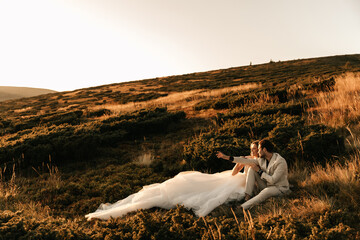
xmin=216 ymin=139 xmax=290 ymax=210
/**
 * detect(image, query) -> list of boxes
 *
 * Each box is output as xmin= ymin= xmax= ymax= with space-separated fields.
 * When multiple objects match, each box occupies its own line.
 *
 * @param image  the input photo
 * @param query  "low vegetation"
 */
xmin=0 ymin=55 xmax=360 ymax=239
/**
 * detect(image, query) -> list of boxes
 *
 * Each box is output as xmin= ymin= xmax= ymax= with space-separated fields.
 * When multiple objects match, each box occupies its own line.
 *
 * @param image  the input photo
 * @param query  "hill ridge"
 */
xmin=0 ymin=54 xmax=359 ymax=115
xmin=0 ymin=86 xmax=57 ymax=102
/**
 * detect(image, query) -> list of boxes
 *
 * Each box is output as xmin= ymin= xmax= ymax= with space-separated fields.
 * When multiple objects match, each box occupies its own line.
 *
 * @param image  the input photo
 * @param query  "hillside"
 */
xmin=0 ymin=54 xmax=360 ymax=239
xmin=0 ymin=86 xmax=56 ymax=102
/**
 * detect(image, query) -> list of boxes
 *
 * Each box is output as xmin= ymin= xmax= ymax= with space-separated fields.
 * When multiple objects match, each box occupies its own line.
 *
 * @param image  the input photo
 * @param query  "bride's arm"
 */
xmin=232 ymin=163 xmax=244 ymax=176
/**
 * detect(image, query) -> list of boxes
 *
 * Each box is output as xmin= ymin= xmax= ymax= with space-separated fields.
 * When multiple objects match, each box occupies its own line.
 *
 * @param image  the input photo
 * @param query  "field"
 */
xmin=1 ymin=54 xmax=360 ymax=239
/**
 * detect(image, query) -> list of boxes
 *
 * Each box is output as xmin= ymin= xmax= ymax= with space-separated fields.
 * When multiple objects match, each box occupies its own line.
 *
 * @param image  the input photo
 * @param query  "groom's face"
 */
xmin=258 ymin=145 xmax=266 ymax=158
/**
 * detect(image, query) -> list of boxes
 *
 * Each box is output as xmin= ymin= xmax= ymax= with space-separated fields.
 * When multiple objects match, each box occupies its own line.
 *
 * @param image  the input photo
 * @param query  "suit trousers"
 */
xmin=241 ymin=168 xmax=282 ymax=210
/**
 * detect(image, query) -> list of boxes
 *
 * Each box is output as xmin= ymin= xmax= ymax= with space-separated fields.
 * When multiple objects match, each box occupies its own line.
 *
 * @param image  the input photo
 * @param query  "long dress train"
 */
xmin=85 ymin=170 xmax=246 ymax=220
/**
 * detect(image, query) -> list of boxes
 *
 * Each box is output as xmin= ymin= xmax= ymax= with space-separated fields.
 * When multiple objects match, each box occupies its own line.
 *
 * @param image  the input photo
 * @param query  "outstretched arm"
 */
xmin=216 ymin=151 xmax=230 ymax=160
xmin=217 ymin=151 xmax=258 ymax=165
xmin=233 ymin=156 xmax=258 ymax=165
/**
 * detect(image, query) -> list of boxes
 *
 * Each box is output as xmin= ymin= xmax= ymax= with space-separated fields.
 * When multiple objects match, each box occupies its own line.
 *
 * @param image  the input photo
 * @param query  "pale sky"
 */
xmin=0 ymin=0 xmax=359 ymax=92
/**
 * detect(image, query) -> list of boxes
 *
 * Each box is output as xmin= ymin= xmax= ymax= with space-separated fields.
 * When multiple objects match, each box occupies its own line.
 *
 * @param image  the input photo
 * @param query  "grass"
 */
xmin=136 ymin=152 xmax=155 ymax=166
xmin=239 ymin=71 xmax=360 ymax=231
xmin=0 ymin=165 xmax=17 ymax=199
xmin=89 ymin=83 xmax=260 ymax=118
xmin=308 ymin=72 xmax=360 ymax=127
xmin=32 ymin=155 xmax=62 ymax=189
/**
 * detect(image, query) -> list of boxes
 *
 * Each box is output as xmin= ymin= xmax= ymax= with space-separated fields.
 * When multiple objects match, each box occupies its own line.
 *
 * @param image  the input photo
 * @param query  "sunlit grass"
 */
xmin=136 ymin=152 xmax=155 ymax=166
xmin=0 ymin=164 xmax=17 ymax=199
xmin=14 ymin=201 xmax=51 ymax=219
xmin=90 ymin=83 xmax=260 ymax=118
xmin=308 ymin=72 xmax=360 ymax=127
xmin=41 ymin=156 xmax=62 ymax=189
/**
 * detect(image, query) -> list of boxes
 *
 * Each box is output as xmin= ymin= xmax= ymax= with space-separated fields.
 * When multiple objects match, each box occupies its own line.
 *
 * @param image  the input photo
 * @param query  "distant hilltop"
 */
xmin=0 ymin=86 xmax=57 ymax=102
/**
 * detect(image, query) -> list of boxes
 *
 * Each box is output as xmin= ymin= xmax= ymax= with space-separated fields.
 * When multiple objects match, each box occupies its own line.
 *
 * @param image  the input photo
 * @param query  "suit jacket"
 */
xmin=233 ymin=153 xmax=290 ymax=193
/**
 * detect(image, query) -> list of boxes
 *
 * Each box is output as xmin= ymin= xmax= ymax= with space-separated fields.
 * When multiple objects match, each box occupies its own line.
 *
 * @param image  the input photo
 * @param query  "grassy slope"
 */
xmin=0 ymin=54 xmax=360 ymax=239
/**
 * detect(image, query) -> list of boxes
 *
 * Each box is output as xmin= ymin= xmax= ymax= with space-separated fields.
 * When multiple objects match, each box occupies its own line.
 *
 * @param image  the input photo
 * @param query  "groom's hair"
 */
xmin=259 ymin=139 xmax=274 ymax=153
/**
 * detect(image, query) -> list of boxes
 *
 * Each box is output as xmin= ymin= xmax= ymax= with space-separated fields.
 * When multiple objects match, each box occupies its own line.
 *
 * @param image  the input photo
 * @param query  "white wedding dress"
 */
xmin=85 ymin=170 xmax=246 ymax=220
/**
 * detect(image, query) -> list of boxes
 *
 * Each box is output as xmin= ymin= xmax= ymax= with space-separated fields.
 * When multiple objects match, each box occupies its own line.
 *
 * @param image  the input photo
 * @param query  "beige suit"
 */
xmin=232 ymin=153 xmax=290 ymax=209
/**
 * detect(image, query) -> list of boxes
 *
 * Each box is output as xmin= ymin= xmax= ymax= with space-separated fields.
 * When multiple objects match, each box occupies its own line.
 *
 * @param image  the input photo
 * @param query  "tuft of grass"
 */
xmin=136 ymin=152 xmax=155 ymax=166
xmin=14 ymin=201 xmax=51 ymax=219
xmin=32 ymin=155 xmax=62 ymax=189
xmin=308 ymin=72 xmax=360 ymax=127
xmin=0 ymin=164 xmax=18 ymax=198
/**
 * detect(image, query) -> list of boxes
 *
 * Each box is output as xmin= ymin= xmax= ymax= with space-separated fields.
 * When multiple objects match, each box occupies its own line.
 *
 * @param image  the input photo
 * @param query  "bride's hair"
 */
xmin=251 ymin=140 xmax=259 ymax=147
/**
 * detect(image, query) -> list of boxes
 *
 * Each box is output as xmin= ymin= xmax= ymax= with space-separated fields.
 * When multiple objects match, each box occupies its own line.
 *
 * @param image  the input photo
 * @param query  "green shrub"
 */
xmin=184 ymin=113 xmax=344 ymax=171
xmin=0 ymin=108 xmax=186 ymax=169
xmin=183 ymin=131 xmax=249 ymax=172
xmin=87 ymin=109 xmax=111 ymax=118
xmin=216 ymin=102 xmax=304 ymax=123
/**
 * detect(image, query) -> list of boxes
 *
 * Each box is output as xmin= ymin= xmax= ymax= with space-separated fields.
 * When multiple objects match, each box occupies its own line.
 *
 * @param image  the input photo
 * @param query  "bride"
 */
xmin=85 ymin=141 xmax=259 ymax=220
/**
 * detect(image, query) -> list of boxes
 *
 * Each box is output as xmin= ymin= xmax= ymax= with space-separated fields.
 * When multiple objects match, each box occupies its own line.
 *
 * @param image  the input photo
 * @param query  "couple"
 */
xmin=217 ymin=139 xmax=290 ymax=210
xmin=85 ymin=139 xmax=289 ymax=220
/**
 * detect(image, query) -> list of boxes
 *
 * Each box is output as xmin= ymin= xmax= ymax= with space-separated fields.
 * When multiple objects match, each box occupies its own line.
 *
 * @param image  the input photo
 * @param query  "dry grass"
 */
xmin=300 ymin=155 xmax=360 ymax=211
xmin=245 ymin=133 xmax=360 ymax=223
xmin=14 ymin=106 xmax=33 ymax=113
xmin=0 ymin=164 xmax=18 ymax=198
xmin=247 ymin=195 xmax=333 ymax=225
xmin=308 ymin=72 xmax=360 ymax=127
xmin=57 ymin=104 xmax=81 ymax=112
xmin=32 ymin=155 xmax=62 ymax=189
xmin=241 ymin=73 xmax=360 ymax=225
xmin=14 ymin=201 xmax=51 ymax=219
xmin=90 ymin=83 xmax=260 ymax=118
xmin=252 ymin=150 xmax=360 ymax=223
xmin=305 ymin=158 xmax=359 ymax=187
xmin=136 ymin=152 xmax=155 ymax=166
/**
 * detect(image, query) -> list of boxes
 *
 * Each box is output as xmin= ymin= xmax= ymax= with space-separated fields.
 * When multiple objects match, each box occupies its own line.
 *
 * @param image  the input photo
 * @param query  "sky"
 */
xmin=0 ymin=0 xmax=359 ymax=92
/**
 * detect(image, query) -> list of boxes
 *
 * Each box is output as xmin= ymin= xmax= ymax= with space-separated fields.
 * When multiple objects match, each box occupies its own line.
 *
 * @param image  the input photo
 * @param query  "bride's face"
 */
xmin=250 ymin=144 xmax=259 ymax=157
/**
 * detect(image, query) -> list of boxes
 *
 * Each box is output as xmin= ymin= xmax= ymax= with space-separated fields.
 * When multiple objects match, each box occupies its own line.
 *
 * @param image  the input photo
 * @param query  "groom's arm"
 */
xmin=260 ymin=159 xmax=288 ymax=185
xmin=217 ymin=151 xmax=259 ymax=165
xmin=232 ymin=156 xmax=258 ymax=165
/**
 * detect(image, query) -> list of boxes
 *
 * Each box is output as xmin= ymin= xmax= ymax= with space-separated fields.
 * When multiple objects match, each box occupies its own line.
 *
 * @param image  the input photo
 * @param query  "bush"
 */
xmin=183 ymin=131 xmax=249 ymax=172
xmin=215 ymin=102 xmax=304 ymax=126
xmin=0 ymin=108 xmax=186 ymax=169
xmin=184 ymin=113 xmax=344 ymax=171
xmin=87 ymin=109 xmax=111 ymax=118
xmin=193 ymin=100 xmax=213 ymax=111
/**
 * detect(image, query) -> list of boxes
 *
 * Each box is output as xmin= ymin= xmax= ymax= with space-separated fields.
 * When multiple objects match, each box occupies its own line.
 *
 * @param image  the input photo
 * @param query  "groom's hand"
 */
xmin=250 ymin=164 xmax=260 ymax=172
